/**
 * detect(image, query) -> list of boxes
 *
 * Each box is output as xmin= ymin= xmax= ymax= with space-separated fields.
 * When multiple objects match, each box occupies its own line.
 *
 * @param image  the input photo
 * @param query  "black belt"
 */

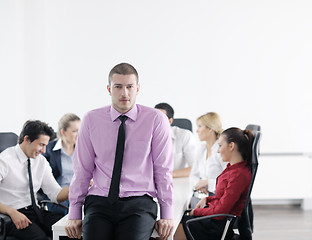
xmin=18 ymin=205 xmax=35 ymax=211
xmin=119 ymin=194 xmax=153 ymax=201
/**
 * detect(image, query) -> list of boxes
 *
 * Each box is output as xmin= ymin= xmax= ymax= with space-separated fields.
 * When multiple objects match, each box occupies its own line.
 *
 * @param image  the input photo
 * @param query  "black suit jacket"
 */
xmin=43 ymin=140 xmax=62 ymax=184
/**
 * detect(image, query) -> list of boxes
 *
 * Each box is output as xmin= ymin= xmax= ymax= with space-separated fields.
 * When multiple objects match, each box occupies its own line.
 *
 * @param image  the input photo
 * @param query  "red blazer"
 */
xmin=193 ymin=161 xmax=251 ymax=218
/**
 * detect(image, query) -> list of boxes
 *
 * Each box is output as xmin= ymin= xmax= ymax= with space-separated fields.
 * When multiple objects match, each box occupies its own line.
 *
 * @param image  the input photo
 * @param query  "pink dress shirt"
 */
xmin=68 ymin=104 xmax=174 ymax=220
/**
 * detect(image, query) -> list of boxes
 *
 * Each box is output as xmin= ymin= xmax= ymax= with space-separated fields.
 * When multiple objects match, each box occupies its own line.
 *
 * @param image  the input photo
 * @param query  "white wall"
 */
xmin=0 ymin=0 xmax=25 ymax=134
xmin=252 ymin=154 xmax=312 ymax=200
xmin=1 ymin=0 xmax=312 ymax=154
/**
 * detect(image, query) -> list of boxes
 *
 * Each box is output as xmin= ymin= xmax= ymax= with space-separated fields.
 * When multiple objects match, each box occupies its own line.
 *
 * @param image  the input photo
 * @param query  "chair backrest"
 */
xmin=171 ymin=118 xmax=193 ymax=132
xmin=0 ymin=132 xmax=18 ymax=153
xmin=246 ymin=130 xmax=261 ymax=206
xmin=237 ymin=130 xmax=261 ymax=238
xmin=245 ymin=124 xmax=261 ymax=133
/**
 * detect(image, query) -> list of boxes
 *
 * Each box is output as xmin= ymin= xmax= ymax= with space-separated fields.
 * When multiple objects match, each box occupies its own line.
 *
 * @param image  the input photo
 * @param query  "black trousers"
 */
xmin=182 ymin=214 xmax=233 ymax=240
xmin=7 ymin=208 xmax=63 ymax=240
xmin=83 ymin=195 xmax=157 ymax=240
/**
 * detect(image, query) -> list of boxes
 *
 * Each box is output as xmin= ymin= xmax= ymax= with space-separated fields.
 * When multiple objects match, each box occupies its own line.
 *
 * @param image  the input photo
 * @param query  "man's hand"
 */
xmin=155 ymin=218 xmax=174 ymax=239
xmin=65 ymin=219 xmax=83 ymax=239
xmin=9 ymin=209 xmax=32 ymax=229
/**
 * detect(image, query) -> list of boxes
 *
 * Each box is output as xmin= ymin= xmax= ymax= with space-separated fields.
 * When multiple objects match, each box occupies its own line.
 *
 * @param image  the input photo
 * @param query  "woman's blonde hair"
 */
xmin=57 ymin=113 xmax=80 ymax=139
xmin=197 ymin=112 xmax=222 ymax=138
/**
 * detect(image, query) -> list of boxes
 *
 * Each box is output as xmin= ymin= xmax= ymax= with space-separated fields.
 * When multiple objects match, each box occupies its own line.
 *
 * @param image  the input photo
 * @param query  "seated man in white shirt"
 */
xmin=0 ymin=120 xmax=69 ymax=240
xmin=155 ymin=103 xmax=197 ymax=178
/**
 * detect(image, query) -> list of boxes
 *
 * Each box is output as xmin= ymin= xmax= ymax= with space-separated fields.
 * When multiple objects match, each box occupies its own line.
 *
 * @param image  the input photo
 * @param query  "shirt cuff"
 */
xmin=68 ymin=206 xmax=83 ymax=220
xmin=160 ymin=205 xmax=174 ymax=219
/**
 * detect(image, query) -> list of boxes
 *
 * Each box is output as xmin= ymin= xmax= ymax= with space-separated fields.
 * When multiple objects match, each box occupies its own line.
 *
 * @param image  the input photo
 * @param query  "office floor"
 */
xmin=252 ymin=205 xmax=312 ymax=240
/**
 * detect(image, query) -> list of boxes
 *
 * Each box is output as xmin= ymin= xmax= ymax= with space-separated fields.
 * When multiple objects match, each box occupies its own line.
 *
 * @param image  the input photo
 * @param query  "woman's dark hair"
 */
xmin=18 ymin=120 xmax=55 ymax=144
xmin=221 ymin=127 xmax=254 ymax=167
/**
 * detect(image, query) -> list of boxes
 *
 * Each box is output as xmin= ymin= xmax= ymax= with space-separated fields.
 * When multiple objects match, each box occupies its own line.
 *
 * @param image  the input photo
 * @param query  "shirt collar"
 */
xmin=171 ymin=126 xmax=177 ymax=140
xmin=52 ymin=139 xmax=62 ymax=151
xmin=15 ymin=144 xmax=30 ymax=164
xmin=110 ymin=104 xmax=138 ymax=122
xmin=227 ymin=161 xmax=248 ymax=169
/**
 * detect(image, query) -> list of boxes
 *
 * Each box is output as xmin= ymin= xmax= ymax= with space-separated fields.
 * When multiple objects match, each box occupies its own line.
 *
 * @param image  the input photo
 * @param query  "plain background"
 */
xmin=1 ymin=0 xmax=312 ymax=154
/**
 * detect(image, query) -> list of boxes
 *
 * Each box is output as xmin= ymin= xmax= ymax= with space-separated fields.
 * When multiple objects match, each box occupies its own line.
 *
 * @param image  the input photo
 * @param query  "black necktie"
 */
xmin=27 ymin=159 xmax=44 ymax=225
xmin=107 ymin=115 xmax=128 ymax=204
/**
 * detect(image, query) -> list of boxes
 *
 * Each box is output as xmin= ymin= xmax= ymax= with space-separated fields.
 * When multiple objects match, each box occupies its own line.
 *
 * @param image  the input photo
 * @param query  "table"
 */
xmin=52 ymin=177 xmax=192 ymax=240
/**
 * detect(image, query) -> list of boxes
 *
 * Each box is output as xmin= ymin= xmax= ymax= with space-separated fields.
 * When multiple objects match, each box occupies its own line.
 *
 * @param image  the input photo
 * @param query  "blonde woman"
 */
xmin=43 ymin=113 xmax=81 ymax=215
xmin=189 ymin=112 xmax=227 ymax=208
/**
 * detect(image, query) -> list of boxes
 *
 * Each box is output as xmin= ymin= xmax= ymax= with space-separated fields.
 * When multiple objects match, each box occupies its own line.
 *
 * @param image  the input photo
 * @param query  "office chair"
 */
xmin=0 ymin=132 xmax=18 ymax=153
xmin=245 ymin=124 xmax=261 ymax=134
xmin=172 ymin=118 xmax=193 ymax=132
xmin=0 ymin=132 xmax=19 ymax=240
xmin=184 ymin=131 xmax=261 ymax=240
xmin=233 ymin=124 xmax=261 ymax=240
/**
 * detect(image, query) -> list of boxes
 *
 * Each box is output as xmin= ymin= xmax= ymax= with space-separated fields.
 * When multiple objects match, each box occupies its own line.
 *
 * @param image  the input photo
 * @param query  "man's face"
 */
xmin=24 ymin=134 xmax=50 ymax=159
xmin=107 ymin=74 xmax=139 ymax=113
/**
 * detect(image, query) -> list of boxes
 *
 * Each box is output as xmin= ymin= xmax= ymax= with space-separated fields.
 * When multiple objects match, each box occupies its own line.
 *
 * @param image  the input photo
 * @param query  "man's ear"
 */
xmin=136 ymin=84 xmax=140 ymax=95
xmin=24 ymin=135 xmax=30 ymax=143
xmin=107 ymin=85 xmax=112 ymax=95
xmin=169 ymin=118 xmax=174 ymax=125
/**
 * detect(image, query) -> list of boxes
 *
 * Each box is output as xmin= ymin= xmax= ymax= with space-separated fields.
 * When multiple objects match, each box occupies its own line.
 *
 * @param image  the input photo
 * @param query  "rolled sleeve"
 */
xmin=41 ymin=161 xmax=62 ymax=203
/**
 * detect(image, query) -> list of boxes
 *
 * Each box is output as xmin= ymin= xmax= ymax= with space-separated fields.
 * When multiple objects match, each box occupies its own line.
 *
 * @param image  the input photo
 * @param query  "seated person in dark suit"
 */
xmin=0 ymin=120 xmax=69 ymax=240
xmin=174 ymin=127 xmax=253 ymax=240
xmin=43 ymin=113 xmax=81 ymax=215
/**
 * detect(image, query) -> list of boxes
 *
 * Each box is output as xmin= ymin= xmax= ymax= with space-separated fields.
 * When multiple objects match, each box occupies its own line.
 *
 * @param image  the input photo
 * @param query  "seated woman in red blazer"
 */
xmin=174 ymin=127 xmax=254 ymax=240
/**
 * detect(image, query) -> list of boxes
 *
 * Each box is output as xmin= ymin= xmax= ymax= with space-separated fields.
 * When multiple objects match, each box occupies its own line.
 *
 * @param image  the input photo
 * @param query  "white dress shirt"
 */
xmin=189 ymin=141 xmax=227 ymax=193
xmin=171 ymin=126 xmax=197 ymax=170
xmin=0 ymin=145 xmax=62 ymax=210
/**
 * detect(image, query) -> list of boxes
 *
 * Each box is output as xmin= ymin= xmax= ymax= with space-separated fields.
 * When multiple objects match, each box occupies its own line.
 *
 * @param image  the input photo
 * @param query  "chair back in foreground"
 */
xmin=236 ymin=130 xmax=261 ymax=240
xmin=171 ymin=118 xmax=193 ymax=132
xmin=245 ymin=124 xmax=261 ymax=134
xmin=0 ymin=132 xmax=18 ymax=240
xmin=185 ymin=130 xmax=262 ymax=240
xmin=0 ymin=132 xmax=18 ymax=153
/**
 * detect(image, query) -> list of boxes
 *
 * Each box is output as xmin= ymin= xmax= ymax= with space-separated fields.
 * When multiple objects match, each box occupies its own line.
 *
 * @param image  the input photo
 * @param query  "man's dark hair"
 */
xmin=155 ymin=103 xmax=174 ymax=119
xmin=18 ymin=120 xmax=55 ymax=144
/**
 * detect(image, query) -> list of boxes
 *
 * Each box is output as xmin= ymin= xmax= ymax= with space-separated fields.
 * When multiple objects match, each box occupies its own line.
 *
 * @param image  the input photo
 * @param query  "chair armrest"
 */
xmin=186 ymin=213 xmax=237 ymax=224
xmin=0 ymin=213 xmax=12 ymax=240
xmin=185 ymin=213 xmax=237 ymax=240
xmin=38 ymin=200 xmax=69 ymax=210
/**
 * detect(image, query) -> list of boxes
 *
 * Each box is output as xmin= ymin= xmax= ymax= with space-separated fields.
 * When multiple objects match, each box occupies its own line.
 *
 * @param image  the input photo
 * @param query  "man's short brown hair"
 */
xmin=108 ymin=63 xmax=139 ymax=85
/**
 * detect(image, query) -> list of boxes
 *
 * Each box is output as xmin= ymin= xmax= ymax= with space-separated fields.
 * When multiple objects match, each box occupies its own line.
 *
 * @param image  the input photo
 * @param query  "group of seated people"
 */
xmin=0 ymin=102 xmax=254 ymax=240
